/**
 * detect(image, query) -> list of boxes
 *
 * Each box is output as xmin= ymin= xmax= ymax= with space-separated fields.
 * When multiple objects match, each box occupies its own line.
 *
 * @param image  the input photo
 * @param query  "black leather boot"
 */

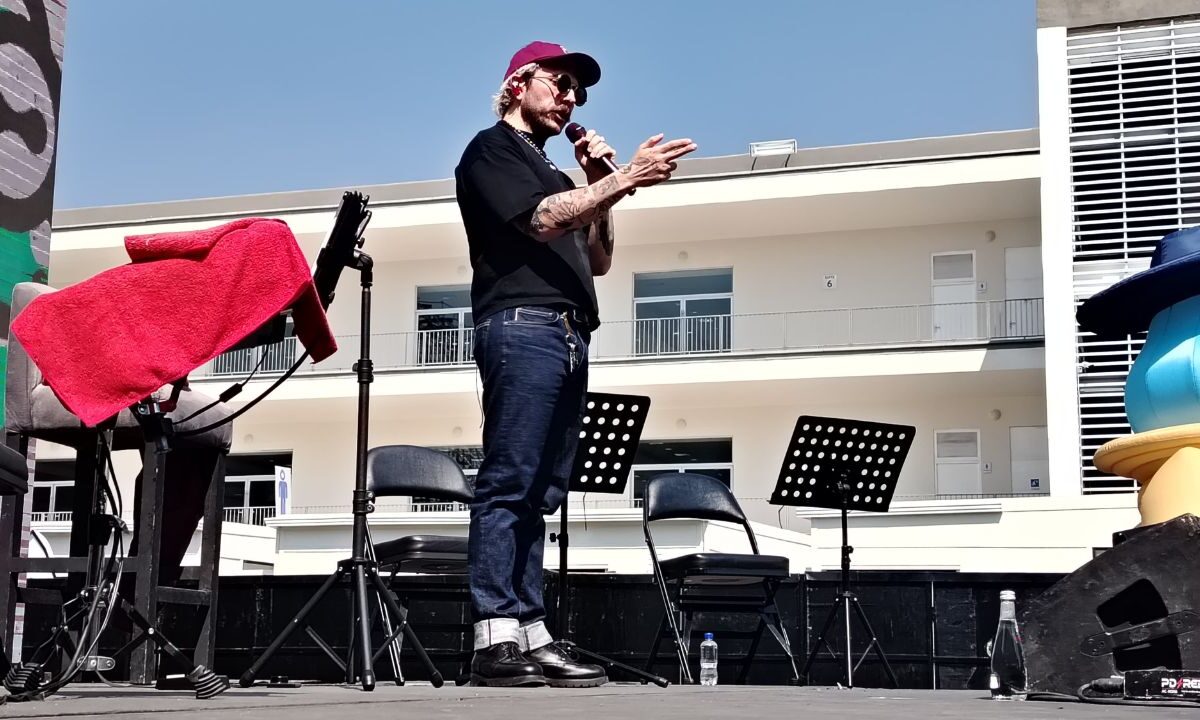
xmin=470 ymin=642 xmax=546 ymax=687
xmin=527 ymin=641 xmax=608 ymax=688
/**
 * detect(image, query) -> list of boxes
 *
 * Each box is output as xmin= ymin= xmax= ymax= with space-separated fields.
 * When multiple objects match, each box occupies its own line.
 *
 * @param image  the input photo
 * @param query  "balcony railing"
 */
xmin=290 ymin=490 xmax=1050 ymax=517
xmin=290 ymin=501 xmax=468 ymax=514
xmin=209 ymin=337 xmax=301 ymax=377
xmin=223 ymin=506 xmax=276 ymax=526
xmin=192 ymin=299 xmax=1043 ymax=378
xmin=32 ymin=511 xmax=72 ymax=523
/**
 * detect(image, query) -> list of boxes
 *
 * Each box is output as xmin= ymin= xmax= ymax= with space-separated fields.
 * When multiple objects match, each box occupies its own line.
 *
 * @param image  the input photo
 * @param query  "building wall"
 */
xmin=1036 ymin=24 xmax=1081 ymax=497
xmin=351 ymin=216 xmax=1041 ymax=347
xmin=222 ymin=390 xmax=1047 ymax=521
xmin=3 ymin=3 xmax=67 ymax=654
xmin=1038 ymin=0 xmax=1200 ymax=29
xmin=606 ymin=218 xmax=1040 ymax=318
xmin=802 ymin=494 xmax=1138 ymax=574
xmin=0 ymin=0 xmax=65 ymax=416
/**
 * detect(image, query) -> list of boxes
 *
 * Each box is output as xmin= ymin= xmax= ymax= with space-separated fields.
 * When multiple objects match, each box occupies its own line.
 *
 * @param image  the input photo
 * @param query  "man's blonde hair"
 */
xmin=492 ymin=62 xmax=538 ymax=118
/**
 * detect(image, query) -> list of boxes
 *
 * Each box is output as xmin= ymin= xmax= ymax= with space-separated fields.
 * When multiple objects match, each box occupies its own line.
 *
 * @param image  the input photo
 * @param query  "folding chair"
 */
xmin=363 ymin=445 xmax=473 ymax=684
xmin=642 ymin=472 xmax=799 ymax=684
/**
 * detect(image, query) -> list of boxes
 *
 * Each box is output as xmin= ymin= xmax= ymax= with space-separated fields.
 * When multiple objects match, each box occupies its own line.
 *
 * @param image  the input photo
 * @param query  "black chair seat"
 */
xmin=660 ymin=552 xmax=789 ymax=581
xmin=0 ymin=445 xmax=27 ymax=495
xmin=375 ymin=534 xmax=468 ymax=574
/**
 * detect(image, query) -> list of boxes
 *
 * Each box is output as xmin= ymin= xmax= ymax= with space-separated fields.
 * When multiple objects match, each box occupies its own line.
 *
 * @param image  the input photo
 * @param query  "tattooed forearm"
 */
xmin=522 ymin=174 xmax=628 ymax=241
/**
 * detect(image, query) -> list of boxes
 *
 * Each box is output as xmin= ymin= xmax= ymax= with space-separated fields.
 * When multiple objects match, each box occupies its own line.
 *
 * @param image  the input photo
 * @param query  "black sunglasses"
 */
xmin=532 ymin=74 xmax=587 ymax=106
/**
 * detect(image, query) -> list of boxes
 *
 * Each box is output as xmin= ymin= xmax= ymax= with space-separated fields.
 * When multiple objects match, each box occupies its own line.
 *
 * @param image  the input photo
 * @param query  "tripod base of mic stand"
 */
xmin=802 ymin=591 xmax=898 ymax=689
xmin=238 ymin=557 xmax=445 ymax=691
xmin=557 ymin=640 xmax=669 ymax=688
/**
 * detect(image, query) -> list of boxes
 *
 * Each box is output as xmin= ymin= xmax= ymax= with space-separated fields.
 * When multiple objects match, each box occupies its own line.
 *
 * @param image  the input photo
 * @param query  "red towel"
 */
xmin=11 ymin=217 xmax=337 ymax=426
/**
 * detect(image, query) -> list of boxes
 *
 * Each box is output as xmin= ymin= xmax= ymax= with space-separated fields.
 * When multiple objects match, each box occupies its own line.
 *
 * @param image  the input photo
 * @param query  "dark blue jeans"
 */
xmin=469 ymin=305 xmax=589 ymax=627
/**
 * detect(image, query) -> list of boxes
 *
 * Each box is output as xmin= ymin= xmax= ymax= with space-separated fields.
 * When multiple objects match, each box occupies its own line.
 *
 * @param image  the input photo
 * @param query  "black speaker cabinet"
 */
xmin=1021 ymin=513 xmax=1200 ymax=695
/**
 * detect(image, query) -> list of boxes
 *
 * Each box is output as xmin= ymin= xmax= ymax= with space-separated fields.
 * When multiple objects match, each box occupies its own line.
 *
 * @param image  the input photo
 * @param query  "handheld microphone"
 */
xmin=565 ymin=122 xmax=621 ymax=176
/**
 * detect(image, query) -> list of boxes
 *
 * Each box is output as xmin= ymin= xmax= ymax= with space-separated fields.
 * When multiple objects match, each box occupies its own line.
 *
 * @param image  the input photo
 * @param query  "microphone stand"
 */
xmin=239 ymin=201 xmax=444 ymax=690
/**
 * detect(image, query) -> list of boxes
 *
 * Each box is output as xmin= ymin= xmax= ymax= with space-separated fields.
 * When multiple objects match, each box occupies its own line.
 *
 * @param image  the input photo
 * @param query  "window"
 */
xmin=417 ymin=285 xmax=474 ymax=365
xmin=32 ymin=459 xmax=72 ymax=522
xmin=630 ymin=438 xmax=733 ymax=506
xmin=223 ymin=453 xmax=291 ymax=525
xmin=633 ymin=269 xmax=732 ymax=355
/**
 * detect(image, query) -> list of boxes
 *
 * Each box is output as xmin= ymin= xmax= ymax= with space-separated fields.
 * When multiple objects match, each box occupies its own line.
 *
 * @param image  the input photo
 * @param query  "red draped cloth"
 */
xmin=11 ymin=217 xmax=336 ymax=426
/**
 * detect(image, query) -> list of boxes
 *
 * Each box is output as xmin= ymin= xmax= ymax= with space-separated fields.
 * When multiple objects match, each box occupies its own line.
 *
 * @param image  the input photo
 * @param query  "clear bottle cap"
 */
xmin=704 ymin=632 xmax=714 ymax=640
xmin=1000 ymin=590 xmax=1016 ymax=601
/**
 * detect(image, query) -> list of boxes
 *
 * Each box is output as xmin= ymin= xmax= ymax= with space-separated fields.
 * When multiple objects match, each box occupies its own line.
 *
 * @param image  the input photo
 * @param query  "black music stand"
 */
xmin=769 ymin=415 xmax=914 ymax=689
xmin=550 ymin=392 xmax=667 ymax=687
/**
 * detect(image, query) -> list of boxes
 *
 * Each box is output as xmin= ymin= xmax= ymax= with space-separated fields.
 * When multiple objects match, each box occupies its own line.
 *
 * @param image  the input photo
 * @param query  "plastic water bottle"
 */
xmin=700 ymin=632 xmax=718 ymax=686
xmin=989 ymin=590 xmax=1027 ymax=700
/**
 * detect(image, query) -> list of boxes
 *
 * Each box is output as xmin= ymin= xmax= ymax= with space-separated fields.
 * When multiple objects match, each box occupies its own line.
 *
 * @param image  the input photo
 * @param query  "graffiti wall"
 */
xmin=0 ymin=0 xmax=63 ymax=421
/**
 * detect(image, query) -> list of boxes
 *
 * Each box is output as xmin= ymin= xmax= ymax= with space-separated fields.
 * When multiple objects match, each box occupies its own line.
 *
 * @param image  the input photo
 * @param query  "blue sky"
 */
xmin=52 ymin=0 xmax=1036 ymax=209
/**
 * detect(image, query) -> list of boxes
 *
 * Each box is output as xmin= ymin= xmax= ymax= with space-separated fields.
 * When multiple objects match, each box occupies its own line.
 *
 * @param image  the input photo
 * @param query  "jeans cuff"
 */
xmin=520 ymin=620 xmax=554 ymax=651
xmin=474 ymin=618 xmax=521 ymax=651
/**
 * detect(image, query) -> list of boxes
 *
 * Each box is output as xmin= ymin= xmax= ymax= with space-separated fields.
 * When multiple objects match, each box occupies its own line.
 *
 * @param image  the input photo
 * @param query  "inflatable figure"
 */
xmin=1077 ymin=226 xmax=1200 ymax=525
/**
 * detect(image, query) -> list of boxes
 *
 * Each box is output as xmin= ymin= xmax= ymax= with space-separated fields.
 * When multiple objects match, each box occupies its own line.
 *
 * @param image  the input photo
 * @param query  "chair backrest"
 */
xmin=643 ymin=472 xmax=759 ymax=555
xmin=644 ymin=472 xmax=746 ymax=524
xmin=5 ymin=283 xmax=54 ymax=434
xmin=365 ymin=445 xmax=474 ymax=504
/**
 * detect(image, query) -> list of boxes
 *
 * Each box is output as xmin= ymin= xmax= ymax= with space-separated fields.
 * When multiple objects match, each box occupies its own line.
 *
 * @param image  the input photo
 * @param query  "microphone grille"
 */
xmin=564 ymin=122 xmax=586 ymax=142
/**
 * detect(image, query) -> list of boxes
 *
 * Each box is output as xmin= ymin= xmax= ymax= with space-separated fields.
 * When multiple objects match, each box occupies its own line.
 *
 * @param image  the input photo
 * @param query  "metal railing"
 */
xmin=632 ymin=315 xmax=733 ymax=355
xmin=31 ymin=491 xmax=1052 ymax=527
xmin=288 ymin=502 xmax=467 ymax=514
xmin=192 ymin=299 xmax=1044 ymax=378
xmin=223 ymin=506 xmax=276 ymax=526
xmin=31 ymin=511 xmax=72 ymax=523
xmin=289 ymin=488 xmax=1054 ymax=517
xmin=210 ymin=337 xmax=300 ymax=376
xmin=415 ymin=328 xmax=474 ymax=366
xmin=410 ymin=501 xmax=470 ymax=512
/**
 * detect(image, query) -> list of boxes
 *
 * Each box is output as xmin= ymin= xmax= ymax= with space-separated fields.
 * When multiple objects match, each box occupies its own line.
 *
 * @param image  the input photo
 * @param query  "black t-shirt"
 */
xmin=454 ymin=122 xmax=600 ymax=330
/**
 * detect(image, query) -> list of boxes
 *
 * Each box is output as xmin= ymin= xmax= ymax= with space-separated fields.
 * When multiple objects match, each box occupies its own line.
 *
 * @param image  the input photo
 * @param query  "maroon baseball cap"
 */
xmin=503 ymin=41 xmax=601 ymax=87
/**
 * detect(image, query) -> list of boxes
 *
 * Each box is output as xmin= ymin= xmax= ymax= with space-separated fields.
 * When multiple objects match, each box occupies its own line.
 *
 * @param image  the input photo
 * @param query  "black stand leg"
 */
xmin=240 ymin=568 xmax=344 ymax=686
xmin=643 ymin=613 xmax=667 ymax=676
xmin=801 ymin=481 xmax=897 ymax=689
xmin=849 ymin=594 xmax=898 ymax=685
xmin=8 ymin=428 xmax=226 ymax=701
xmin=238 ymin=254 xmax=444 ymax=691
xmin=553 ymin=503 xmax=669 ymax=687
xmin=738 ymin=619 xmax=766 ymax=684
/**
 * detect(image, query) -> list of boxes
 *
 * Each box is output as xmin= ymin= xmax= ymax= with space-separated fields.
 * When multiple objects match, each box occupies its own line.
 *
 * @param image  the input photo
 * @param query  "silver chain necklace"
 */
xmin=503 ymin=121 xmax=558 ymax=172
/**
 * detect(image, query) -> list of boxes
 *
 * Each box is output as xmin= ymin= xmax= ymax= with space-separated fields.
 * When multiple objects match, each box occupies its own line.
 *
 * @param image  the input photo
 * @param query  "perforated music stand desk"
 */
xmin=554 ymin=392 xmax=666 ymax=686
xmin=769 ymin=415 xmax=915 ymax=688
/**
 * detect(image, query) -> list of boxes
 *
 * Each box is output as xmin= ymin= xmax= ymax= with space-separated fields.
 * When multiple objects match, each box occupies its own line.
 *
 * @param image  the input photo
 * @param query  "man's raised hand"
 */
xmin=622 ymin=134 xmax=697 ymax=188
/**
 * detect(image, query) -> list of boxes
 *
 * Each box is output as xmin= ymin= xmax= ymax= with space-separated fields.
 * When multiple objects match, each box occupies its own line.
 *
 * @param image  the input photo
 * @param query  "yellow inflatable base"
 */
xmin=1094 ymin=423 xmax=1200 ymax=527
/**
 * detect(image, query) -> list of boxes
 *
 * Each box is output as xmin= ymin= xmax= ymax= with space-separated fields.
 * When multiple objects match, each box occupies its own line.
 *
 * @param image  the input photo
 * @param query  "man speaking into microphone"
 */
xmin=454 ymin=41 xmax=696 ymax=687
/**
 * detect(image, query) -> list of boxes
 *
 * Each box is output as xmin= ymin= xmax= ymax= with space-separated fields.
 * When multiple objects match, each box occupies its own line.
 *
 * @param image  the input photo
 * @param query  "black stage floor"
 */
xmin=0 ymin=683 xmax=1191 ymax=719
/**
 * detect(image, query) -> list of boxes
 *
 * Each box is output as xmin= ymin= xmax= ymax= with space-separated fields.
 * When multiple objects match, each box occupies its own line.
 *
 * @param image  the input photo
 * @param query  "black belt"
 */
xmin=545 ymin=304 xmax=592 ymax=328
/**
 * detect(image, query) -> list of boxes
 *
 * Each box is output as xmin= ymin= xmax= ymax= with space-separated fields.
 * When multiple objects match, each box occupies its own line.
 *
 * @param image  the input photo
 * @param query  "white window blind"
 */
xmin=932 ymin=253 xmax=974 ymax=282
xmin=935 ymin=431 xmax=979 ymax=460
xmin=1068 ymin=18 xmax=1200 ymax=492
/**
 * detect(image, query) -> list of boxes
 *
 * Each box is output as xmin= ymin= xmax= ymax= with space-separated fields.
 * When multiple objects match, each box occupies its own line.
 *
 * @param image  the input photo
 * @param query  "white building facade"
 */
xmin=37 ymin=0 xmax=1200 ymax=576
